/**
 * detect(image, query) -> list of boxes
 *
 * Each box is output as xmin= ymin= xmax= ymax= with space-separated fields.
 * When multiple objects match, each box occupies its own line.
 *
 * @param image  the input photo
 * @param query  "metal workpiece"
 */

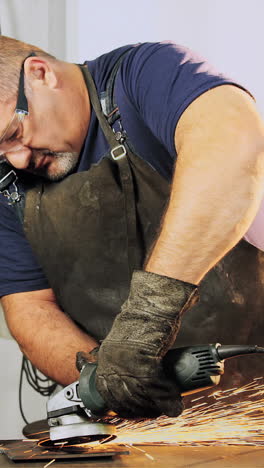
xmin=0 ymin=439 xmax=129 ymax=464
xmin=1 ymin=442 xmax=264 ymax=467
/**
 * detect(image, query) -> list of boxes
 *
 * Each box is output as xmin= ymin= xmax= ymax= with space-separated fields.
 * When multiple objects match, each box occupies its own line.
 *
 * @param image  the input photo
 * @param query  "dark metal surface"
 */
xmin=1 ymin=444 xmax=264 ymax=467
xmin=0 ymin=439 xmax=128 ymax=461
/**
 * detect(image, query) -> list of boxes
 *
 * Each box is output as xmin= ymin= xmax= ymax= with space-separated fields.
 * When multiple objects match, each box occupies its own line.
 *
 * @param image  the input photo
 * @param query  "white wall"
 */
xmin=0 ymin=0 xmax=66 ymax=58
xmin=75 ymin=0 xmax=264 ymax=116
xmin=157 ymin=0 xmax=263 ymax=114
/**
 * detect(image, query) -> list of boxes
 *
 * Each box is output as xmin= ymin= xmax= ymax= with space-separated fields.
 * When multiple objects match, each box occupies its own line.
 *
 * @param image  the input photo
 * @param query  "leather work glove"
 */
xmin=95 ymin=270 xmax=199 ymax=418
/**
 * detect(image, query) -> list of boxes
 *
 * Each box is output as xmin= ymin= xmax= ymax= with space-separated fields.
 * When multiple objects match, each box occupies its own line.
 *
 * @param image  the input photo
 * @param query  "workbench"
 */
xmin=1 ymin=445 xmax=264 ymax=467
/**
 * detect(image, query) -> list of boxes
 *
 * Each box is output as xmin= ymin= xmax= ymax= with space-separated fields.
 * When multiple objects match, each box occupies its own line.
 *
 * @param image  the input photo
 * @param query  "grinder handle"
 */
xmin=78 ymin=345 xmax=224 ymax=413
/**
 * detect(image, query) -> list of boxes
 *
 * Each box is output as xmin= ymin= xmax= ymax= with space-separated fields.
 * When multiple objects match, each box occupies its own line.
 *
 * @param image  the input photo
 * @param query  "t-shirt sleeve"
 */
xmin=0 ymin=198 xmax=50 ymax=297
xmin=244 ymin=196 xmax=264 ymax=251
xmin=118 ymin=41 xmax=252 ymax=157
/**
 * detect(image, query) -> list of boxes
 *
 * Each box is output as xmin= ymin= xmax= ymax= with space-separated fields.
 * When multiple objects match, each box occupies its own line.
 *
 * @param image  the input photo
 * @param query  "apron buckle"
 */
xmin=111 ymin=144 xmax=126 ymax=161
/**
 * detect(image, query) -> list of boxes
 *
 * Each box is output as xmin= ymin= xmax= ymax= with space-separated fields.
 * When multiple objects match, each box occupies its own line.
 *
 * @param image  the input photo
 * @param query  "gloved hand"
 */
xmin=95 ymin=270 xmax=199 ymax=418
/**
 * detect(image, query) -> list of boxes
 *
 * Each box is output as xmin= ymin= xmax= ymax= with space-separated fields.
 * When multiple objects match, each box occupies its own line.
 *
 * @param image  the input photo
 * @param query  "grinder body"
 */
xmin=78 ymin=343 xmax=264 ymax=412
xmin=78 ymin=344 xmax=225 ymax=413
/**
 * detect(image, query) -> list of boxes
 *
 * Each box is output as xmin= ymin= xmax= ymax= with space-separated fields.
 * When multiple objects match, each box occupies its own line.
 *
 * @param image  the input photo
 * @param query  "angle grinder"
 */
xmin=47 ymin=343 xmax=264 ymax=444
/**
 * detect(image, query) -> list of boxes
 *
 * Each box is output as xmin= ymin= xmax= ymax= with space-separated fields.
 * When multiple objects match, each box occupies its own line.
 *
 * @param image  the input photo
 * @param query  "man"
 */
xmin=0 ymin=36 xmax=264 ymax=418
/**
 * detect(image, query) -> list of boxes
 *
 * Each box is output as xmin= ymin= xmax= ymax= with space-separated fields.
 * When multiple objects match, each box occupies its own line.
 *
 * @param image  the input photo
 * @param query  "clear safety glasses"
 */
xmin=0 ymin=112 xmax=26 ymax=156
xmin=0 ymin=52 xmax=35 ymax=158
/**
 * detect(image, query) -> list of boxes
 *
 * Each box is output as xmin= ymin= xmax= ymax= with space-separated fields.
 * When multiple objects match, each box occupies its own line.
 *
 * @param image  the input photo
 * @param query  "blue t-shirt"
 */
xmin=0 ymin=42 xmax=248 ymax=297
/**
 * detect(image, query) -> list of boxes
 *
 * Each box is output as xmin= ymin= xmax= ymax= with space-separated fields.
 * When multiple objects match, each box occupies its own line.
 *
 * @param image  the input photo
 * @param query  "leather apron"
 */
xmin=23 ymin=64 xmax=264 ymax=390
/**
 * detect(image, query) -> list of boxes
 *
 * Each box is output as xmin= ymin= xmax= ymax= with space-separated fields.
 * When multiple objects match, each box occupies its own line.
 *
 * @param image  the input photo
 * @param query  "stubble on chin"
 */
xmin=29 ymin=151 xmax=80 ymax=181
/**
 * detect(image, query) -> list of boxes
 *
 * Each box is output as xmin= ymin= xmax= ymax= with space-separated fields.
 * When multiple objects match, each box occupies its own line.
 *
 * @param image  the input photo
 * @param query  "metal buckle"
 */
xmin=0 ymin=169 xmax=17 ymax=188
xmin=110 ymin=144 xmax=126 ymax=161
xmin=0 ymin=170 xmax=21 ymax=205
xmin=1 ymin=183 xmax=22 ymax=205
xmin=7 ymin=182 xmax=21 ymax=205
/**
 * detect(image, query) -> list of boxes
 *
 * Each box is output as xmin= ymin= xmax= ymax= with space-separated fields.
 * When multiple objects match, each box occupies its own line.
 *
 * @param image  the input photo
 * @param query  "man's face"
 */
xmin=0 ymin=103 xmax=81 ymax=182
xmin=0 ymin=57 xmax=89 ymax=181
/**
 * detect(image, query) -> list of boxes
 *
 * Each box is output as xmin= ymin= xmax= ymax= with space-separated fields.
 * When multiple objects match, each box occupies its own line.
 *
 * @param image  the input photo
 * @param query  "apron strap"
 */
xmin=100 ymin=48 xmax=134 ymax=126
xmin=80 ymin=64 xmax=141 ymax=273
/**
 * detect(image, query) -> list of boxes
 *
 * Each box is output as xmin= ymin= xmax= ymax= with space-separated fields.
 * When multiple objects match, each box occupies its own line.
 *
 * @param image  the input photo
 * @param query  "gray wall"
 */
xmin=0 ymin=0 xmax=263 ymax=439
xmin=0 ymin=0 xmax=66 ymax=58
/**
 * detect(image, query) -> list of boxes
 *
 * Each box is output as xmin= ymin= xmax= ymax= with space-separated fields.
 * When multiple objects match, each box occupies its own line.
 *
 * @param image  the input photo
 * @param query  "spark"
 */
xmin=126 ymin=444 xmax=155 ymax=460
xmin=99 ymin=435 xmax=114 ymax=444
xmin=108 ymin=379 xmax=264 ymax=447
xmin=27 ymin=453 xmax=38 ymax=459
xmin=191 ymin=396 xmax=205 ymax=402
xmin=43 ymin=459 xmax=56 ymax=468
xmin=7 ymin=379 xmax=262 ymax=455
xmin=54 ymin=441 xmax=68 ymax=448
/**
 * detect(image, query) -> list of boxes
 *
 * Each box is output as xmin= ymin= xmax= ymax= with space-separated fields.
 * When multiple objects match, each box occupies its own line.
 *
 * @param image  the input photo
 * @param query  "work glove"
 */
xmin=95 ymin=270 xmax=199 ymax=418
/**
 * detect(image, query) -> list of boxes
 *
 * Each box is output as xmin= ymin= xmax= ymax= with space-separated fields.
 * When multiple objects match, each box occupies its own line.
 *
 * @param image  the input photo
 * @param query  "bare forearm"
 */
xmin=1 ymin=290 xmax=98 ymax=386
xmin=146 ymin=150 xmax=264 ymax=284
xmin=146 ymin=86 xmax=264 ymax=284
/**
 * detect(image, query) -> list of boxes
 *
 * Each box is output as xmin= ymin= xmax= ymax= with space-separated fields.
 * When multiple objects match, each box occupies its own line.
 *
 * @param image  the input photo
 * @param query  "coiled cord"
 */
xmin=19 ymin=356 xmax=57 ymax=424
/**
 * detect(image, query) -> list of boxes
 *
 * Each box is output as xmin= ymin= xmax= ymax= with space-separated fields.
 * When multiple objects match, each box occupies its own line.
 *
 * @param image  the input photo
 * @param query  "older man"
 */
xmin=0 ymin=36 xmax=264 ymax=418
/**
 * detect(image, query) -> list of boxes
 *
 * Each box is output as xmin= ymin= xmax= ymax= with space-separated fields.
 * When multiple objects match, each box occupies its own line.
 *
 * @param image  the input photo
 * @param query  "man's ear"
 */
xmin=23 ymin=56 xmax=58 ymax=90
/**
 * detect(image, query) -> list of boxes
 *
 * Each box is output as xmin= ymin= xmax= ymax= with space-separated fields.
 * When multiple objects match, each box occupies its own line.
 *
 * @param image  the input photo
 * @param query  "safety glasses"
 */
xmin=0 ymin=52 xmax=35 ymax=157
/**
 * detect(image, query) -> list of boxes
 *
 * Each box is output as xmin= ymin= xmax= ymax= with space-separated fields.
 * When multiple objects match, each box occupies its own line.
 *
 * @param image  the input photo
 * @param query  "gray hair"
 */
xmin=0 ymin=35 xmax=55 ymax=103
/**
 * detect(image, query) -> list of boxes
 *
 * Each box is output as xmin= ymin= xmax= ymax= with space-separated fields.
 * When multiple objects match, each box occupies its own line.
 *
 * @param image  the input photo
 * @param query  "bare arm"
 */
xmin=1 ymin=288 xmax=98 ymax=386
xmin=146 ymin=85 xmax=264 ymax=284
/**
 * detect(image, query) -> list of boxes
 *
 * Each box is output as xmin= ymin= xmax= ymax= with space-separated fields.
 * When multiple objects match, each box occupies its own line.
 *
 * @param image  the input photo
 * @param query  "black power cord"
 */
xmin=19 ymin=356 xmax=57 ymax=424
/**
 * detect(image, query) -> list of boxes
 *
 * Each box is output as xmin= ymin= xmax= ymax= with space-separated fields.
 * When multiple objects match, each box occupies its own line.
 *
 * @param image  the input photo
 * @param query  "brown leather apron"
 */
xmin=23 ymin=64 xmax=264 ymax=390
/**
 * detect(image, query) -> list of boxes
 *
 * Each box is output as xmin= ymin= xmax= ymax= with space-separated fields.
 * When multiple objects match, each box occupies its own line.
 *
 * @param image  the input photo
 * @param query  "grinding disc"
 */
xmin=22 ymin=419 xmax=50 ymax=440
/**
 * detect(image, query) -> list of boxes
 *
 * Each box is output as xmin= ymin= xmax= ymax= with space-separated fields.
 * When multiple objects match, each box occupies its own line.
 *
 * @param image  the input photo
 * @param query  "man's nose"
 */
xmin=5 ymin=146 xmax=33 ymax=170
